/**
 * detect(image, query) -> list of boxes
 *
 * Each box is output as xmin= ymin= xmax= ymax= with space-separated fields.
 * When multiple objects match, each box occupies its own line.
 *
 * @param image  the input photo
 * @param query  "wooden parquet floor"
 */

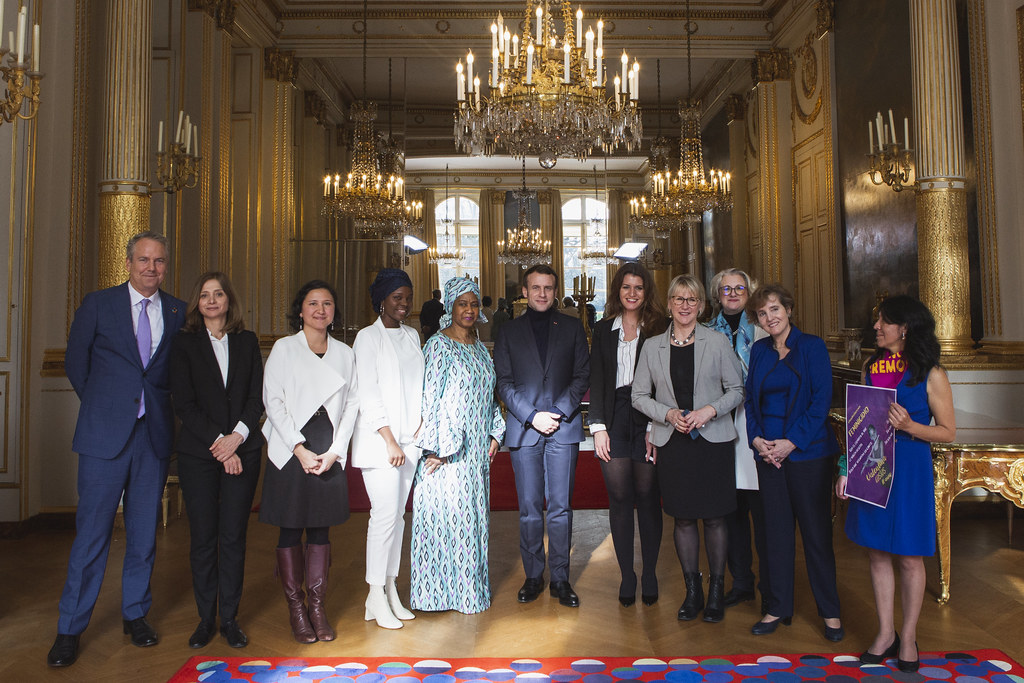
xmin=2 ymin=506 xmax=1023 ymax=681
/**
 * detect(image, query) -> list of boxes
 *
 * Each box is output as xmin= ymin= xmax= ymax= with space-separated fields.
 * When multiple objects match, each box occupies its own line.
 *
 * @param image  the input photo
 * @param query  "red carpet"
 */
xmin=347 ymin=450 xmax=608 ymax=513
xmin=167 ymin=651 xmax=1023 ymax=683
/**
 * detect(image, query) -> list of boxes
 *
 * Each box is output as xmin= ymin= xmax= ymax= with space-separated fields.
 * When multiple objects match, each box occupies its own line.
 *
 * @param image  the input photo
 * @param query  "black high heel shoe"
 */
xmin=618 ymin=573 xmax=637 ymax=607
xmin=860 ymin=633 xmax=900 ymax=665
xmin=750 ymin=615 xmax=792 ymax=635
xmin=641 ymin=572 xmax=658 ymax=606
xmin=897 ymin=642 xmax=920 ymax=673
xmin=618 ymin=594 xmax=636 ymax=607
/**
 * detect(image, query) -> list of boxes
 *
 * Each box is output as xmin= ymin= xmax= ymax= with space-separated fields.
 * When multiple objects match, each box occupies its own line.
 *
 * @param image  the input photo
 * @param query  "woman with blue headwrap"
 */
xmin=411 ymin=277 xmax=505 ymax=613
xmin=352 ymin=269 xmax=423 ymax=629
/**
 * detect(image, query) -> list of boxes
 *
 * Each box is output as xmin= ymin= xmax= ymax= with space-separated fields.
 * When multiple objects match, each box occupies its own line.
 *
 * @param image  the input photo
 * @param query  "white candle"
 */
xmin=526 ymin=42 xmax=534 ymax=84
xmin=875 ymin=112 xmax=884 ymax=149
xmin=474 ymin=77 xmax=480 ymax=110
xmin=176 ymin=110 xmax=184 ymax=144
xmin=585 ymin=28 xmax=594 ymax=70
xmin=456 ymin=61 xmax=464 ymax=101
xmin=17 ymin=6 xmax=26 ymax=61
xmin=536 ymin=7 xmax=543 ymax=46
xmin=614 ymin=75 xmax=621 ymax=107
xmin=884 ymin=124 xmax=889 ymax=145
xmin=193 ymin=124 xmax=199 ymax=155
xmin=631 ymin=61 xmax=639 ymax=100
xmin=497 ymin=13 xmax=504 ymax=52
xmin=563 ymin=42 xmax=570 ymax=83
xmin=0 ymin=0 xmax=5 ymax=42
xmin=184 ymin=123 xmax=192 ymax=155
xmin=324 ymin=176 xmax=330 ymax=197
xmin=491 ymin=22 xmax=498 ymax=53
xmin=492 ymin=48 xmax=498 ymax=87
xmin=512 ymin=34 xmax=519 ymax=61
xmin=504 ymin=37 xmax=510 ymax=70
xmin=466 ymin=51 xmax=474 ymax=93
xmin=868 ymin=121 xmax=874 ymax=154
xmin=7 ymin=30 xmax=12 ymax=54
xmin=596 ymin=47 xmax=603 ymax=85
xmin=888 ymin=109 xmax=897 ymax=145
xmin=576 ymin=8 xmax=583 ymax=48
xmin=597 ymin=19 xmax=603 ymax=52
xmin=725 ymin=173 xmax=731 ymax=193
xmin=904 ymin=117 xmax=910 ymax=151
xmin=32 ymin=23 xmax=38 ymax=71
xmin=621 ymin=51 xmax=628 ymax=91
xmin=157 ymin=121 xmax=164 ymax=153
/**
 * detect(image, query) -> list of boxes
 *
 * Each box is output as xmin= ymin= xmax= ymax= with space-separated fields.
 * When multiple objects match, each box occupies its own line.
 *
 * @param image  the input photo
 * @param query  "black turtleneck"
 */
xmin=526 ymin=305 xmax=554 ymax=363
xmin=724 ymin=310 xmax=743 ymax=349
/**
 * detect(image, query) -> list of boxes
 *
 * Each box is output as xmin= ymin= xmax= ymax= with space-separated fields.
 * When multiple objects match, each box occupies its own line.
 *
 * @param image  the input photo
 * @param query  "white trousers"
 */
xmin=361 ymin=445 xmax=417 ymax=586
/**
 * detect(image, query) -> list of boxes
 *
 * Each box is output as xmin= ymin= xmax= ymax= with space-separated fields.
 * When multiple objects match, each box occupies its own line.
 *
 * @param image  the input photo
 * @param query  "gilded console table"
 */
xmin=932 ymin=429 xmax=1024 ymax=604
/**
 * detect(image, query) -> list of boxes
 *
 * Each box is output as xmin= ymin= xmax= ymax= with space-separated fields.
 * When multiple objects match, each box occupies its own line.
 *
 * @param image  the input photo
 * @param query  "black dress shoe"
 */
xmin=549 ymin=581 xmax=580 ymax=607
xmin=723 ymin=587 xmax=755 ymax=607
xmin=860 ymin=633 xmax=900 ymax=665
xmin=122 ymin=617 xmax=159 ymax=647
xmin=189 ymin=620 xmax=216 ymax=649
xmin=824 ymin=622 xmax=846 ymax=642
xmin=750 ymin=615 xmax=792 ymax=635
xmin=220 ymin=620 xmax=249 ymax=648
xmin=47 ymin=634 xmax=80 ymax=668
xmin=897 ymin=642 xmax=920 ymax=673
xmin=517 ymin=577 xmax=545 ymax=603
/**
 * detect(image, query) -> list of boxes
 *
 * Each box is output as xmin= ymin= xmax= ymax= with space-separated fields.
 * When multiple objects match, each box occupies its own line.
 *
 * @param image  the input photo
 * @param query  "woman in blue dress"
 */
xmin=411 ymin=277 xmax=505 ymax=614
xmin=837 ymin=295 xmax=955 ymax=672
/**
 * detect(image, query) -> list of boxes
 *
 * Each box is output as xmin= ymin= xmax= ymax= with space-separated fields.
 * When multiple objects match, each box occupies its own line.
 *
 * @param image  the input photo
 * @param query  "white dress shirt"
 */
xmin=590 ymin=317 xmax=640 ymax=434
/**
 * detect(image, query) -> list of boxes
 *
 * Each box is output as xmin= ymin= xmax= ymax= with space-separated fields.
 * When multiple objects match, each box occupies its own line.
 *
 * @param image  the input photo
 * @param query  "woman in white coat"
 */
xmin=352 ymin=269 xmax=423 ymax=630
xmin=260 ymin=280 xmax=359 ymax=644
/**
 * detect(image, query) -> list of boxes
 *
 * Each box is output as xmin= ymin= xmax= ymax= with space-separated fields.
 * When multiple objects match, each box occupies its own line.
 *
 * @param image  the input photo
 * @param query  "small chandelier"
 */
xmin=428 ymin=165 xmax=466 ymax=267
xmin=321 ymin=5 xmax=422 ymax=242
xmin=498 ymin=159 xmax=552 ymax=266
xmin=580 ymin=164 xmax=616 ymax=266
xmin=454 ymin=1 xmax=642 ymax=167
xmin=628 ymin=3 xmax=731 ymax=236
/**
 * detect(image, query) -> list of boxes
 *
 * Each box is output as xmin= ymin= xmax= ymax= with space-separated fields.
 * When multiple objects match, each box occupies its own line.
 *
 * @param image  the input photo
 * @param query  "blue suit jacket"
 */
xmin=66 ymin=282 xmax=187 ymax=460
xmin=744 ymin=325 xmax=838 ymax=462
xmin=494 ymin=310 xmax=590 ymax=448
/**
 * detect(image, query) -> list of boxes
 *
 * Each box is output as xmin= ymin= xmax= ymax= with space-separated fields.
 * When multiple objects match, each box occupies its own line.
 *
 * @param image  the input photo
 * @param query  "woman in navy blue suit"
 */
xmin=171 ymin=272 xmax=264 ymax=649
xmin=744 ymin=284 xmax=843 ymax=641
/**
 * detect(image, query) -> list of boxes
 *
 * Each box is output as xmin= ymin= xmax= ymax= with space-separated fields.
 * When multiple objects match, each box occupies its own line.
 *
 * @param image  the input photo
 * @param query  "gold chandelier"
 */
xmin=628 ymin=3 xmax=731 ymax=237
xmin=428 ymin=165 xmax=466 ymax=267
xmin=497 ymin=160 xmax=552 ymax=266
xmin=454 ymin=1 xmax=642 ymax=167
xmin=580 ymin=165 xmax=616 ymax=266
xmin=322 ymin=5 xmax=422 ymax=242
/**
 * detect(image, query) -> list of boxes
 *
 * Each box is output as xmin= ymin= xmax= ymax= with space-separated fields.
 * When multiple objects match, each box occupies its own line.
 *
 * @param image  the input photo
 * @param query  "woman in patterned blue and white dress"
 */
xmin=411 ymin=277 xmax=505 ymax=614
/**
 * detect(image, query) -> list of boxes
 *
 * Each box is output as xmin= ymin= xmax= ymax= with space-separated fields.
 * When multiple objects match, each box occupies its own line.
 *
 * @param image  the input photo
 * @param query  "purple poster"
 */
xmin=845 ymin=384 xmax=896 ymax=508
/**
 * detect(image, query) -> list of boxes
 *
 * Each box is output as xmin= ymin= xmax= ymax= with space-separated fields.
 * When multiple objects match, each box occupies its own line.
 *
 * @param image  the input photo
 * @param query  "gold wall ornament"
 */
xmin=187 ymin=0 xmax=236 ymax=32
xmin=916 ymin=184 xmax=974 ymax=356
xmin=264 ymin=48 xmax=298 ymax=85
xmin=751 ymin=47 xmax=791 ymax=85
xmin=815 ymin=0 xmax=834 ymax=39
xmin=98 ymin=193 xmax=151 ymax=289
xmin=0 ymin=4 xmax=43 ymax=126
xmin=796 ymin=34 xmax=817 ymax=100
xmin=725 ymin=94 xmax=745 ymax=123
xmin=304 ymin=91 xmax=327 ymax=127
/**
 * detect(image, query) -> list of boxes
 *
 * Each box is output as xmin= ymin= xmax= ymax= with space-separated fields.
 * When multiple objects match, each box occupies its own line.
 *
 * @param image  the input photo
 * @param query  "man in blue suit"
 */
xmin=47 ymin=232 xmax=187 ymax=668
xmin=494 ymin=264 xmax=590 ymax=607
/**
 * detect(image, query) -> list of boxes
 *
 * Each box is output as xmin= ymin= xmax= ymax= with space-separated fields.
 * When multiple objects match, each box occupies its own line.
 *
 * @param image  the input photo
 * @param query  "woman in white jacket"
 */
xmin=352 ymin=269 xmax=423 ymax=630
xmin=260 ymin=280 xmax=358 ymax=644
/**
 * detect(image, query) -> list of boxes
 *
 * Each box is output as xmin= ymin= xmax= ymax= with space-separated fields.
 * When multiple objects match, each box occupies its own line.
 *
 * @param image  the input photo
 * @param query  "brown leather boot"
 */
xmin=305 ymin=544 xmax=336 ymax=641
xmin=276 ymin=546 xmax=317 ymax=643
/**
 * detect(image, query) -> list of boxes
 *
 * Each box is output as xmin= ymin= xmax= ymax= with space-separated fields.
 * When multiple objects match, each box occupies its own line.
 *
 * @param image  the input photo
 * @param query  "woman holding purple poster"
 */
xmin=836 ymin=295 xmax=955 ymax=672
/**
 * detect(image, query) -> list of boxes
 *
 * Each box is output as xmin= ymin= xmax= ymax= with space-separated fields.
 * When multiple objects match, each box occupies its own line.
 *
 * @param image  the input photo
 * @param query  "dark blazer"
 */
xmin=494 ymin=311 xmax=590 ymax=448
xmin=66 ymin=282 xmax=186 ymax=460
xmin=170 ymin=328 xmax=265 ymax=457
xmin=744 ymin=325 xmax=838 ymax=462
xmin=588 ymin=316 xmax=650 ymax=430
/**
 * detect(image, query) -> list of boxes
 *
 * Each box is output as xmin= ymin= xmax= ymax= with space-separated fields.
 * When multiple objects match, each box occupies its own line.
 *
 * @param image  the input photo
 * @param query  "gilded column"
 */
xmin=265 ymin=48 xmax=297 ymax=334
xmin=752 ymin=48 xmax=792 ymax=286
xmin=98 ymin=0 xmax=153 ymax=288
xmin=725 ymin=94 xmax=749 ymax=273
xmin=910 ymin=0 xmax=973 ymax=356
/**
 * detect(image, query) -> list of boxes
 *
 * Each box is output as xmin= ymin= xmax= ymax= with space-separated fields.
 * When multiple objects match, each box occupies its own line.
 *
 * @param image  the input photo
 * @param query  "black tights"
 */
xmin=277 ymin=526 xmax=329 ymax=548
xmin=600 ymin=457 xmax=662 ymax=594
xmin=673 ymin=516 xmax=727 ymax=576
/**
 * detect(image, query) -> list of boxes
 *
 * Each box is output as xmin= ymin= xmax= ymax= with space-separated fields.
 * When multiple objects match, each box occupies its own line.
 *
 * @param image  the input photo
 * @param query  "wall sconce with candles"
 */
xmin=867 ymin=109 xmax=913 ymax=192
xmin=0 ymin=3 xmax=43 ymax=125
xmin=154 ymin=110 xmax=201 ymax=194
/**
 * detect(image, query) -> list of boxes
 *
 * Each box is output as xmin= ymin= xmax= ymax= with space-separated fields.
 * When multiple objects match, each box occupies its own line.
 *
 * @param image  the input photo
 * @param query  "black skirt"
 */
xmin=657 ymin=431 xmax=736 ymax=519
xmin=608 ymin=385 xmax=647 ymax=462
xmin=259 ymin=409 xmax=350 ymax=528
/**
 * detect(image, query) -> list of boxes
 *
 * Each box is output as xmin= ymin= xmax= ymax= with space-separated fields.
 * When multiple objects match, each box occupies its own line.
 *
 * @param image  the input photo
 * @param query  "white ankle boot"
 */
xmin=386 ymin=577 xmax=415 ymax=620
xmin=365 ymin=585 xmax=402 ymax=629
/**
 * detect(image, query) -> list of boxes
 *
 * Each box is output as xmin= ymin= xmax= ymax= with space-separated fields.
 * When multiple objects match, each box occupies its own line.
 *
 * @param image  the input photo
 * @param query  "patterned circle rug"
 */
xmin=166 ymin=651 xmax=1024 ymax=683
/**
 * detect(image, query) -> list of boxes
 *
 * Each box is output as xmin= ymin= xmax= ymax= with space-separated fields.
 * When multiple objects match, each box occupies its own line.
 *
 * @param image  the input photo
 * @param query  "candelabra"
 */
xmin=0 ymin=7 xmax=43 ymax=126
xmin=867 ymin=109 xmax=913 ymax=192
xmin=154 ymin=111 xmax=201 ymax=193
xmin=571 ymin=274 xmax=595 ymax=339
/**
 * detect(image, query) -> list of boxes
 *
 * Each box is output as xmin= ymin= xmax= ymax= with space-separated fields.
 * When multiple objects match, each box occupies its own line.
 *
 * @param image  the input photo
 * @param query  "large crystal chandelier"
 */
xmin=497 ymin=159 xmax=552 ymax=266
xmin=428 ymin=165 xmax=466 ymax=267
xmin=454 ymin=1 xmax=642 ymax=167
xmin=628 ymin=2 xmax=731 ymax=237
xmin=580 ymin=164 xmax=616 ymax=266
xmin=322 ymin=4 xmax=422 ymax=242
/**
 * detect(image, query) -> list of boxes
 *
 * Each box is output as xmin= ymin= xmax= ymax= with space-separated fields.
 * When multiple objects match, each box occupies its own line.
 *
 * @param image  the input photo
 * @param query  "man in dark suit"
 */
xmin=47 ymin=231 xmax=187 ymax=668
xmin=494 ymin=264 xmax=590 ymax=607
xmin=419 ymin=288 xmax=444 ymax=340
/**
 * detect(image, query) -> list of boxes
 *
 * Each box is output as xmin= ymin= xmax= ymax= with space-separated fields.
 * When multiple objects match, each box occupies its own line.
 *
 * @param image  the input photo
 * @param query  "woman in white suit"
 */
xmin=352 ymin=269 xmax=423 ymax=630
xmin=632 ymin=274 xmax=744 ymax=624
xmin=260 ymin=280 xmax=359 ymax=645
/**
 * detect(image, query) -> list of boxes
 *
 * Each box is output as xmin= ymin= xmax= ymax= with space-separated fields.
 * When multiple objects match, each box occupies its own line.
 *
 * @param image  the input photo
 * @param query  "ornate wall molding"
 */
xmin=264 ymin=48 xmax=298 ymax=85
xmin=187 ymin=0 xmax=235 ymax=32
xmin=725 ymin=94 xmax=746 ymax=123
xmin=304 ymin=91 xmax=327 ymax=127
xmin=815 ymin=0 xmax=834 ymax=39
xmin=792 ymin=33 xmax=823 ymax=125
xmin=752 ymin=48 xmax=791 ymax=85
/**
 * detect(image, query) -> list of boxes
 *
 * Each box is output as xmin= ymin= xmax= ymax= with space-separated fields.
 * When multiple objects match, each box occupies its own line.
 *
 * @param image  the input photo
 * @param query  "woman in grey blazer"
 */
xmin=632 ymin=274 xmax=744 ymax=624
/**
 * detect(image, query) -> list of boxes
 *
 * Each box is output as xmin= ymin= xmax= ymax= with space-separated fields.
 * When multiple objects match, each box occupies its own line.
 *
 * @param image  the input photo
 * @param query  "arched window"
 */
xmin=434 ymin=194 xmax=480 ymax=285
xmin=561 ymin=194 xmax=609 ymax=315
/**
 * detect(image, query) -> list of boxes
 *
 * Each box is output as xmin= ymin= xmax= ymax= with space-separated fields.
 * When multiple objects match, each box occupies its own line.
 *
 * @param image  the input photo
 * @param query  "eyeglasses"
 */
xmin=670 ymin=296 xmax=700 ymax=307
xmin=719 ymin=285 xmax=747 ymax=295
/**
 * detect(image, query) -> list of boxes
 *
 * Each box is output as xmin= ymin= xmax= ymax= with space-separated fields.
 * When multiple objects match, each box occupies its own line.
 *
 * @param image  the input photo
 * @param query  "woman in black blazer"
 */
xmin=171 ymin=272 xmax=264 ymax=650
xmin=589 ymin=262 xmax=666 ymax=607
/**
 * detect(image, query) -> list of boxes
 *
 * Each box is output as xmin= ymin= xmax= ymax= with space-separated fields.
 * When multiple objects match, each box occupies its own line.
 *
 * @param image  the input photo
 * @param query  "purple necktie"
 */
xmin=137 ymin=298 xmax=151 ymax=417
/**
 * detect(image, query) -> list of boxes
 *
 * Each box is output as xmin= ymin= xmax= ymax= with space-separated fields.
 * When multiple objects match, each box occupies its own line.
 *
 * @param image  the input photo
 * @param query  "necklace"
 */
xmin=670 ymin=325 xmax=696 ymax=346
